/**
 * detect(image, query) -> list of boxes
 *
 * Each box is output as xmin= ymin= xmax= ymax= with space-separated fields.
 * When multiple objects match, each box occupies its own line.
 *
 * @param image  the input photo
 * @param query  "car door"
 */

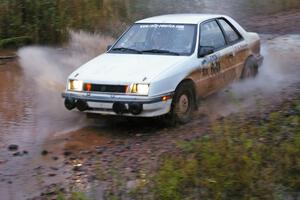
xmin=195 ymin=19 xmax=233 ymax=97
xmin=217 ymin=18 xmax=249 ymax=82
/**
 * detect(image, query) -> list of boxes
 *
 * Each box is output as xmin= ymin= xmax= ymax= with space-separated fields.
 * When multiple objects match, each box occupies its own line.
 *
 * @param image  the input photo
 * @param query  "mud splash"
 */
xmin=17 ymin=31 xmax=114 ymax=132
xmin=18 ymin=30 xmax=114 ymax=93
xmin=0 ymin=31 xmax=113 ymax=199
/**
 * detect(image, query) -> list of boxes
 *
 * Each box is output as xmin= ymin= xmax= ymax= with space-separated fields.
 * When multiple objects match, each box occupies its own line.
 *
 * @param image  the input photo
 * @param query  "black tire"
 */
xmin=241 ymin=56 xmax=259 ymax=79
xmin=170 ymin=81 xmax=195 ymax=124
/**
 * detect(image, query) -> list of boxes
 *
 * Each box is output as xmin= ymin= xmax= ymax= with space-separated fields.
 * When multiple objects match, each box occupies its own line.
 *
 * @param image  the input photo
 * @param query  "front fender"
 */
xmin=149 ymin=56 xmax=202 ymax=96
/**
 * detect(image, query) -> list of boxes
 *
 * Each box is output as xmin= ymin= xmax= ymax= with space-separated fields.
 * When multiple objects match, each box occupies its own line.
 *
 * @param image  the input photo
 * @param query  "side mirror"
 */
xmin=198 ymin=46 xmax=214 ymax=58
xmin=106 ymin=45 xmax=112 ymax=51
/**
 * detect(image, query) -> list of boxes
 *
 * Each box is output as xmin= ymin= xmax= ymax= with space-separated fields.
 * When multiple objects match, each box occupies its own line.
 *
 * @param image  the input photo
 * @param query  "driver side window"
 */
xmin=200 ymin=20 xmax=226 ymax=50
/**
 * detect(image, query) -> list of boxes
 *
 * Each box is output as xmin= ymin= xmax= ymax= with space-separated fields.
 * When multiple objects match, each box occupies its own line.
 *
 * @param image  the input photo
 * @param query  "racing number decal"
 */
xmin=210 ymin=59 xmax=221 ymax=75
xmin=201 ymin=54 xmax=221 ymax=77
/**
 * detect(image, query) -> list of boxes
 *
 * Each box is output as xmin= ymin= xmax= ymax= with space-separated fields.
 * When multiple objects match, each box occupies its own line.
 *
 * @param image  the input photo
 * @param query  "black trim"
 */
xmin=84 ymin=83 xmax=127 ymax=93
xmin=216 ymin=18 xmax=244 ymax=46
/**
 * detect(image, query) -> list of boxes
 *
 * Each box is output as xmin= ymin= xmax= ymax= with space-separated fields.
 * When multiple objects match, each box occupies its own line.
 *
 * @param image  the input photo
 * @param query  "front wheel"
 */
xmin=170 ymin=82 xmax=195 ymax=124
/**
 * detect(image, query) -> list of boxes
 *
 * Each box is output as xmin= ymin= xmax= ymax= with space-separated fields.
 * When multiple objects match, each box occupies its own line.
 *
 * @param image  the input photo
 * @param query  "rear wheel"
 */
xmin=170 ymin=81 xmax=195 ymax=124
xmin=241 ymin=56 xmax=259 ymax=79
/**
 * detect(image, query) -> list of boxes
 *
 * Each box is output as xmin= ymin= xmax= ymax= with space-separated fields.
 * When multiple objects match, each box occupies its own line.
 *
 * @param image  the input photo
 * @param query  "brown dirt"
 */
xmin=243 ymin=9 xmax=300 ymax=34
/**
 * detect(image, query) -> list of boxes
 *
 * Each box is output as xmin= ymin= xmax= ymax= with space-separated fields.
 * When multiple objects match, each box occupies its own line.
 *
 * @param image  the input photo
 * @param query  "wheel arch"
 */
xmin=244 ymin=54 xmax=259 ymax=68
xmin=241 ymin=55 xmax=259 ymax=79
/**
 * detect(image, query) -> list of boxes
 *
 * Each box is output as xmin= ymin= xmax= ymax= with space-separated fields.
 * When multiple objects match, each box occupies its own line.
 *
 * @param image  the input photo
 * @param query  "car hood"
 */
xmin=69 ymin=53 xmax=188 ymax=84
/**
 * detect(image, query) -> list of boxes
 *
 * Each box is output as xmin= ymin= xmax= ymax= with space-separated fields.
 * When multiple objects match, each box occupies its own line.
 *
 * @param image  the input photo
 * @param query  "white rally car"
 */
xmin=62 ymin=14 xmax=263 ymax=123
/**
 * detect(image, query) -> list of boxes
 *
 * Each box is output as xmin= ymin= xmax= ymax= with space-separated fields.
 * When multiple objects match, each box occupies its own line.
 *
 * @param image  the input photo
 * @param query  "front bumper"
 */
xmin=62 ymin=91 xmax=173 ymax=117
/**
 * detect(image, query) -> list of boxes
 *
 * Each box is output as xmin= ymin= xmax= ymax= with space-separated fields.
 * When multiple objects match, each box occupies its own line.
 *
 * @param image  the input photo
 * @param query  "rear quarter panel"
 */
xmin=246 ymin=32 xmax=262 ymax=56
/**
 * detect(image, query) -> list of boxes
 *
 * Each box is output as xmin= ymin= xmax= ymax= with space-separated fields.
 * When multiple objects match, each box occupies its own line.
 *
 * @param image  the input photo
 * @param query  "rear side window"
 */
xmin=200 ymin=20 xmax=226 ymax=50
xmin=218 ymin=19 xmax=241 ymax=43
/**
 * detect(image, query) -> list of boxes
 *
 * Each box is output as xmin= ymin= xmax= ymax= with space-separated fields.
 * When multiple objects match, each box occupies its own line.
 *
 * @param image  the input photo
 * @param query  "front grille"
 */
xmin=84 ymin=83 xmax=127 ymax=93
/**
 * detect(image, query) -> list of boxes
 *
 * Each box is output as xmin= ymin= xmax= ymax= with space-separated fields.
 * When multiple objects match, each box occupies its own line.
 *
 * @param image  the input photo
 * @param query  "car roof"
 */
xmin=136 ymin=14 xmax=225 ymax=24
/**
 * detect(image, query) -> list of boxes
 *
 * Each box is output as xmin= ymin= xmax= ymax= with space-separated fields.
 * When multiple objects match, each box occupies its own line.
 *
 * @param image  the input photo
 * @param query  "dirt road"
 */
xmin=0 ymin=11 xmax=300 ymax=200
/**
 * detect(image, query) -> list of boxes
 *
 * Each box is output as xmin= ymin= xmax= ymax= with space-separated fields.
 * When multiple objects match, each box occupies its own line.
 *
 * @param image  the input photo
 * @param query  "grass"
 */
xmin=0 ymin=36 xmax=31 ymax=48
xmin=50 ymin=100 xmax=300 ymax=200
xmin=152 ymin=100 xmax=300 ymax=200
xmin=57 ymin=192 xmax=90 ymax=200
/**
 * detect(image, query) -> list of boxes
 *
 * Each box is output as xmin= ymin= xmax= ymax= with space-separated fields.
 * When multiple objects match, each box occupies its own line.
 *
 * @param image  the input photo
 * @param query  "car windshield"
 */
xmin=110 ymin=23 xmax=197 ymax=56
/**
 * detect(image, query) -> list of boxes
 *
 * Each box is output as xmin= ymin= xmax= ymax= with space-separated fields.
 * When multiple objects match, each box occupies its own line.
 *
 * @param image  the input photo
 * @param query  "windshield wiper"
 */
xmin=110 ymin=47 xmax=142 ymax=54
xmin=110 ymin=47 xmax=180 ymax=56
xmin=142 ymin=49 xmax=180 ymax=56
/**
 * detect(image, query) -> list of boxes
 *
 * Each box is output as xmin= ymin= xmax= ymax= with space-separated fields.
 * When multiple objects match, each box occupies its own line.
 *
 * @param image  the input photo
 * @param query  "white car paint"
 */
xmin=63 ymin=14 xmax=262 ymax=117
xmin=69 ymin=53 xmax=189 ymax=89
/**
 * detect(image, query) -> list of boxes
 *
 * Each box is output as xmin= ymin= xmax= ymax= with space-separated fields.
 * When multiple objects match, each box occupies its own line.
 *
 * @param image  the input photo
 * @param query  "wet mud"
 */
xmin=0 ymin=12 xmax=300 ymax=200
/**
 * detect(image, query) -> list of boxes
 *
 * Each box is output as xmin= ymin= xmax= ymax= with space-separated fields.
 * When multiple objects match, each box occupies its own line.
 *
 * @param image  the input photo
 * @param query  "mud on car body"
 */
xmin=62 ymin=14 xmax=263 ymax=123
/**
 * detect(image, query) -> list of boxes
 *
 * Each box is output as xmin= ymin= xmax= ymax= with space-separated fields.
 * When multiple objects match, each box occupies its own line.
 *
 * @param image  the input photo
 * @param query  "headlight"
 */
xmin=130 ymin=83 xmax=149 ymax=95
xmin=68 ymin=80 xmax=83 ymax=91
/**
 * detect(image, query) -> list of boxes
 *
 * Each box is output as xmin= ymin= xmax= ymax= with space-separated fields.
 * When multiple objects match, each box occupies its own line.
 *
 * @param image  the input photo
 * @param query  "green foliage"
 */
xmin=0 ymin=0 xmax=131 ymax=46
xmin=57 ymin=191 xmax=90 ymax=200
xmin=0 ymin=36 xmax=31 ymax=48
xmin=154 ymin=158 xmax=198 ymax=200
xmin=152 ymin=101 xmax=300 ymax=200
xmin=1 ymin=0 xmax=299 ymax=47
